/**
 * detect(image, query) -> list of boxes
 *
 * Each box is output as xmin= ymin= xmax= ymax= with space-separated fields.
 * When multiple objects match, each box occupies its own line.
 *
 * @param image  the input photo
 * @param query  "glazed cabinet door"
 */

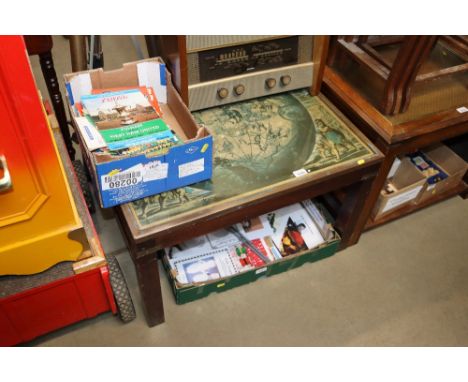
xmin=0 ymin=36 xmax=86 ymax=275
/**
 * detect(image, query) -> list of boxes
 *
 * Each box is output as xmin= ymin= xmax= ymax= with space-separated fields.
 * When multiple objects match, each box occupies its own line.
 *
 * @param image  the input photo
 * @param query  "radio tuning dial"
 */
xmin=280 ymin=75 xmax=292 ymax=86
xmin=265 ymin=78 xmax=276 ymax=89
xmin=217 ymin=87 xmax=229 ymax=99
xmin=234 ymin=84 xmax=245 ymax=96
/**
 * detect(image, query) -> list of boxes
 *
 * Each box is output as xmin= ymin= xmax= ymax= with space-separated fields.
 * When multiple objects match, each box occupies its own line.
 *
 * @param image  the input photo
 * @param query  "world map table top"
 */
xmin=126 ymin=90 xmax=377 ymax=230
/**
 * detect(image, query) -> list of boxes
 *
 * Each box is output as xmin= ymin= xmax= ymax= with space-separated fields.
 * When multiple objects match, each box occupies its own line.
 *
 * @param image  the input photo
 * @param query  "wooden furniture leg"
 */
xmin=381 ymin=36 xmax=437 ymax=115
xmin=39 ymin=51 xmax=75 ymax=160
xmin=460 ymin=171 xmax=468 ymax=200
xmin=134 ymin=251 xmax=165 ymax=327
xmin=68 ymin=35 xmax=88 ymax=72
xmin=334 ymin=164 xmax=381 ymax=248
xmin=358 ymin=149 xmax=397 ymax=230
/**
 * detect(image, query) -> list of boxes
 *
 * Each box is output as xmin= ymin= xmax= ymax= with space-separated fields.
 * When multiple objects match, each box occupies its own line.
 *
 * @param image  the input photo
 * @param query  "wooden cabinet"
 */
xmin=0 ymin=36 xmax=88 ymax=275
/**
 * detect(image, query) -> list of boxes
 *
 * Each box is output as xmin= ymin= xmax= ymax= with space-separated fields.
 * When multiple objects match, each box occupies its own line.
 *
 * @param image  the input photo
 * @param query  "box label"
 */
xmin=382 ymin=185 xmax=423 ymax=213
xmin=143 ymin=161 xmax=168 ymax=181
xmin=179 ymin=158 xmax=205 ymax=178
xmin=101 ymin=165 xmax=144 ymax=191
xmin=456 ymin=106 xmax=468 ymax=113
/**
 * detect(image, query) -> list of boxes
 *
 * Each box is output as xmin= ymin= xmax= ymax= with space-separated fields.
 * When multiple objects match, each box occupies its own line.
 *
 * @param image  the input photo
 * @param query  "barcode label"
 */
xmin=101 ymin=170 xmax=143 ymax=190
xmin=104 ymin=171 xmax=141 ymax=183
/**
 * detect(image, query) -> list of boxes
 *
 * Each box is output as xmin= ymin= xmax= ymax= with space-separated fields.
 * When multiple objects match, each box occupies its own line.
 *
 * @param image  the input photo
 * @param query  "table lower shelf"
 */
xmin=365 ymin=182 xmax=467 ymax=230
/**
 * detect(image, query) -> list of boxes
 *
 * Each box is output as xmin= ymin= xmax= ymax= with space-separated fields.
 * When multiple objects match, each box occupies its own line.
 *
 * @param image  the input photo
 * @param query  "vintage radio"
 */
xmin=155 ymin=35 xmax=320 ymax=110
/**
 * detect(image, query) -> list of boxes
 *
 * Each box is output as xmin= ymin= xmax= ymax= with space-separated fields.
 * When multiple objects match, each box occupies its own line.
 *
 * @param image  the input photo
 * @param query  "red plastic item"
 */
xmin=0 ymin=266 xmax=117 ymax=346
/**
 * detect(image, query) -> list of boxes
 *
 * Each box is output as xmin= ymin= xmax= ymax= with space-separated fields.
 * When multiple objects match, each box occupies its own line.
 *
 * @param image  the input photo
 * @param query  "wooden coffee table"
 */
xmin=114 ymin=90 xmax=384 ymax=327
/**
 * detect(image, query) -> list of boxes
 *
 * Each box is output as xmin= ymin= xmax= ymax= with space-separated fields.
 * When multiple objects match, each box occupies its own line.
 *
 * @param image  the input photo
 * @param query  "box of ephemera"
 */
xmin=162 ymin=200 xmax=340 ymax=304
xmin=64 ymin=58 xmax=213 ymax=208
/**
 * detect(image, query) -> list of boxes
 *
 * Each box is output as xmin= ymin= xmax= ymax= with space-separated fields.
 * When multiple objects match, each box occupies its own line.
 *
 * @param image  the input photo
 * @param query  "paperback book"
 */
xmin=81 ymin=88 xmax=160 ymax=130
xmin=268 ymin=203 xmax=325 ymax=257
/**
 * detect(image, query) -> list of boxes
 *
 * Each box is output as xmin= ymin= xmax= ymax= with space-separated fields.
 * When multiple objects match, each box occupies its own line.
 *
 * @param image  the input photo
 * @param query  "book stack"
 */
xmin=166 ymin=201 xmax=333 ymax=286
xmin=74 ymin=86 xmax=180 ymax=158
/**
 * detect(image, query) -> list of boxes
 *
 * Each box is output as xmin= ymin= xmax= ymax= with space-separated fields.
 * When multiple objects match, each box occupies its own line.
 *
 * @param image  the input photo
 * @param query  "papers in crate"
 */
xmin=166 ymin=201 xmax=328 ymax=286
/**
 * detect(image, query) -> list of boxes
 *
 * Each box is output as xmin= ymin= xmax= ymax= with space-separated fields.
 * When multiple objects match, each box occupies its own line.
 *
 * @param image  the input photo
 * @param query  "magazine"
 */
xmin=170 ymin=248 xmax=239 ymax=284
xmin=268 ymin=203 xmax=325 ymax=257
xmin=81 ymin=88 xmax=159 ymax=130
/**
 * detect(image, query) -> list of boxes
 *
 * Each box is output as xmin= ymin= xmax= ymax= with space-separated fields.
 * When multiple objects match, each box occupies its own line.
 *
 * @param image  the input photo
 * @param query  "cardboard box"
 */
xmin=414 ymin=145 xmax=468 ymax=202
xmin=162 ymin=203 xmax=340 ymax=304
xmin=387 ymin=157 xmax=402 ymax=179
xmin=372 ymin=158 xmax=426 ymax=219
xmin=64 ymin=58 xmax=213 ymax=208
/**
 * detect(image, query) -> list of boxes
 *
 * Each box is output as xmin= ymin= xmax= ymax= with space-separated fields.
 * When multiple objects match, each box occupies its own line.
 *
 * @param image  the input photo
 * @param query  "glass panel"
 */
xmin=330 ymin=37 xmax=468 ymax=123
xmin=126 ymin=90 xmax=374 ymax=229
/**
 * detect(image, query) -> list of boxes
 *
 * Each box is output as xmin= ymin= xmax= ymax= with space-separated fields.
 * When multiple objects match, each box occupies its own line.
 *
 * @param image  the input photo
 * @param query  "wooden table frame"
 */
xmin=328 ymin=36 xmax=468 ymax=115
xmin=113 ymin=95 xmax=384 ymax=327
xmin=323 ymin=66 xmax=468 ymax=233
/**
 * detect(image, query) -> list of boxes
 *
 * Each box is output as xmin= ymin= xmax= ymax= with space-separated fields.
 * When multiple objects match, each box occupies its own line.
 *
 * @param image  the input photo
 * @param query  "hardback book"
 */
xmin=97 ymin=118 xmax=170 ymax=144
xmin=105 ymin=129 xmax=177 ymax=151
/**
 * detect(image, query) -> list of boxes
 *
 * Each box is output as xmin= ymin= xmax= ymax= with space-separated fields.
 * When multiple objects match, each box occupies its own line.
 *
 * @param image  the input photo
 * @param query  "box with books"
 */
xmin=162 ymin=200 xmax=340 ymax=304
xmin=64 ymin=58 xmax=213 ymax=208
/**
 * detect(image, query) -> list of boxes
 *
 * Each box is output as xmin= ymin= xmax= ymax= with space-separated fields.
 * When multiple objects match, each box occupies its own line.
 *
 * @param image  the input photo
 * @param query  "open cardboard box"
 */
xmin=416 ymin=144 xmax=468 ymax=202
xmin=373 ymin=158 xmax=426 ymax=219
xmin=64 ymin=58 xmax=213 ymax=208
xmin=162 ymin=201 xmax=341 ymax=304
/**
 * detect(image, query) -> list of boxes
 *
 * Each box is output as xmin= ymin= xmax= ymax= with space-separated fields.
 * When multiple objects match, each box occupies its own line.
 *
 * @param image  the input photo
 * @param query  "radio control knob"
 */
xmin=217 ymin=88 xmax=229 ymax=99
xmin=265 ymin=78 xmax=276 ymax=89
xmin=281 ymin=75 xmax=292 ymax=86
xmin=234 ymin=84 xmax=245 ymax=96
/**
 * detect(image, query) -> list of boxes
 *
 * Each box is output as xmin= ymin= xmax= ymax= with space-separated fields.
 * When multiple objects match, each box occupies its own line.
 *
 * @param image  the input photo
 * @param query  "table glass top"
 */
xmin=127 ymin=89 xmax=374 ymax=229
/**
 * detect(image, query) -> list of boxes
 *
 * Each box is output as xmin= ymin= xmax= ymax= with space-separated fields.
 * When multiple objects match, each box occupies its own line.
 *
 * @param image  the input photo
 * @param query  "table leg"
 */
xmin=134 ymin=252 xmax=165 ymax=327
xmin=39 ymin=51 xmax=75 ymax=160
xmin=460 ymin=172 xmax=468 ymax=200
xmin=346 ymin=152 xmax=397 ymax=239
xmin=334 ymin=175 xmax=375 ymax=249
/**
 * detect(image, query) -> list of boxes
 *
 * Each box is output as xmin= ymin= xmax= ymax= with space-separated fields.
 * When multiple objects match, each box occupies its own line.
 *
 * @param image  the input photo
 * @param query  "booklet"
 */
xmin=268 ymin=203 xmax=325 ymax=257
xmin=170 ymin=248 xmax=239 ymax=284
xmin=81 ymin=88 xmax=160 ymax=130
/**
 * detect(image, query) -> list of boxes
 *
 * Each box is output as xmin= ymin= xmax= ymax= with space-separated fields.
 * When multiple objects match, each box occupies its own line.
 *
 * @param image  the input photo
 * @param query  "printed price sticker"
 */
xmin=456 ymin=106 xmax=468 ymax=113
xmin=293 ymin=168 xmax=308 ymax=177
xmin=255 ymin=267 xmax=267 ymax=275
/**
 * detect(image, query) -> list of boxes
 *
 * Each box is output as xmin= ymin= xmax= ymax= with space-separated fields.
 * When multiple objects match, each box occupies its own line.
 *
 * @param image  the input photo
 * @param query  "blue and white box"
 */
xmin=64 ymin=58 xmax=213 ymax=208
